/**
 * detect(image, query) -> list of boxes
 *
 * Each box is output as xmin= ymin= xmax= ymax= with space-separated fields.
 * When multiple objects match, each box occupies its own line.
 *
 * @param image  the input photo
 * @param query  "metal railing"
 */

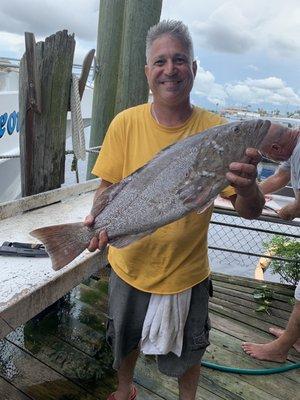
xmin=208 ymin=206 xmax=299 ymax=283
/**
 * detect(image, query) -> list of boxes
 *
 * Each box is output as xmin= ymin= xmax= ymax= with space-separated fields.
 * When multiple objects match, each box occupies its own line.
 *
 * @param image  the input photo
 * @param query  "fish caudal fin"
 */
xmin=30 ymin=222 xmax=90 ymax=271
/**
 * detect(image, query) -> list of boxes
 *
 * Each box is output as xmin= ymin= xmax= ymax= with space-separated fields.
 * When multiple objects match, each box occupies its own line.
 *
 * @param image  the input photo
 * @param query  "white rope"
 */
xmin=70 ymin=74 xmax=86 ymax=160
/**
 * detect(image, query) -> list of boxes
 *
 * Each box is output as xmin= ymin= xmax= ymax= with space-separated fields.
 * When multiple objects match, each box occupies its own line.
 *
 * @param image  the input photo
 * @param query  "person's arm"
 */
xmin=84 ymin=179 xmax=112 ymax=251
xmin=259 ymin=168 xmax=291 ymax=195
xmin=226 ymin=148 xmax=265 ymax=219
xmin=277 ymin=190 xmax=300 ymax=220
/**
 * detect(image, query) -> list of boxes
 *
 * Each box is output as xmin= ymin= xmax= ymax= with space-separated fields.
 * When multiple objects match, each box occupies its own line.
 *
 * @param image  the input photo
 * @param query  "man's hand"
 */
xmin=226 ymin=148 xmax=261 ymax=197
xmin=84 ymin=214 xmax=108 ymax=251
xmin=227 ymin=148 xmax=265 ymax=219
xmin=278 ymin=203 xmax=297 ymax=221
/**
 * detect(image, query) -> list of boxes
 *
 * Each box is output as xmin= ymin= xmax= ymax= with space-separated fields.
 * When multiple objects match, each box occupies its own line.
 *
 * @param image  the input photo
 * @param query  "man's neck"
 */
xmin=152 ymin=101 xmax=194 ymax=127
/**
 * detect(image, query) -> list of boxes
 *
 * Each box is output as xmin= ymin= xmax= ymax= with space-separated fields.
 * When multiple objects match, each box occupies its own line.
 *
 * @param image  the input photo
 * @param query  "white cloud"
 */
xmin=193 ymin=60 xmax=228 ymax=105
xmin=177 ymin=0 xmax=300 ymax=58
xmin=0 ymin=0 xmax=299 ymax=111
xmin=0 ymin=0 xmax=98 ymax=41
xmin=193 ymin=61 xmax=300 ymax=107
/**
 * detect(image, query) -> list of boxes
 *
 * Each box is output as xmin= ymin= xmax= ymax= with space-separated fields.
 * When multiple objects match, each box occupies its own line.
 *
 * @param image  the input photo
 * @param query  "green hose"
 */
xmin=201 ymin=360 xmax=300 ymax=375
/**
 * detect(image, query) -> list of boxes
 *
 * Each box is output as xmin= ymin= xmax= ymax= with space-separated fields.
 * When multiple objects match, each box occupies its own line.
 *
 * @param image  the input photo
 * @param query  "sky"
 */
xmin=0 ymin=0 xmax=299 ymax=114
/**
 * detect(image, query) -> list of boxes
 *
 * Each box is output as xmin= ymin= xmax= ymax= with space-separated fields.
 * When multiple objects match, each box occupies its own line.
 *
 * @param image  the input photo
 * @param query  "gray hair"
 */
xmin=146 ymin=20 xmax=194 ymax=63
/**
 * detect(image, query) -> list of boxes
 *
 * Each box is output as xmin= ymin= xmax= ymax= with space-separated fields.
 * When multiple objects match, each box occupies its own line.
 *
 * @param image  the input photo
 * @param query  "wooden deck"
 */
xmin=0 ymin=270 xmax=299 ymax=400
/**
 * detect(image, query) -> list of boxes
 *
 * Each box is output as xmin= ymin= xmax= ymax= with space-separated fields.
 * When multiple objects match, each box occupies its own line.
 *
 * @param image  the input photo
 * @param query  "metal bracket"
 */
xmin=0 ymin=242 xmax=48 ymax=257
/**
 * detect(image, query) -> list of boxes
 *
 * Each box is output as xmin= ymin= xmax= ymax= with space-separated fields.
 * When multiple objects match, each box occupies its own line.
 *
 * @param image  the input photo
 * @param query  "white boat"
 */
xmin=0 ymin=58 xmax=93 ymax=203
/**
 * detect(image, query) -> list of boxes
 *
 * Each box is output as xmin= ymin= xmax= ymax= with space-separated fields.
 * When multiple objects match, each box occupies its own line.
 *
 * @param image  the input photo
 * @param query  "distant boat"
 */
xmin=0 ymin=58 xmax=93 ymax=203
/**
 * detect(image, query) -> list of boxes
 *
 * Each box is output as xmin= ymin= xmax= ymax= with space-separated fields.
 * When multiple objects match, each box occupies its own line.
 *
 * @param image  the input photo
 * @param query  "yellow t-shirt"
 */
xmin=92 ymin=103 xmax=234 ymax=294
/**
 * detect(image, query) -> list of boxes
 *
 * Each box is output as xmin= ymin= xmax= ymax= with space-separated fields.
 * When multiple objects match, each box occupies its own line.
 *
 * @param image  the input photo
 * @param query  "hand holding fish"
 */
xmin=226 ymin=148 xmax=261 ymax=198
xmin=225 ymin=147 xmax=265 ymax=219
xmin=84 ymin=214 xmax=108 ymax=251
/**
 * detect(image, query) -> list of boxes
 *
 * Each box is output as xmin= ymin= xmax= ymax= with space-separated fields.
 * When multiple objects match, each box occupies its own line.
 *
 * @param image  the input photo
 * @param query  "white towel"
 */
xmin=140 ymin=288 xmax=192 ymax=357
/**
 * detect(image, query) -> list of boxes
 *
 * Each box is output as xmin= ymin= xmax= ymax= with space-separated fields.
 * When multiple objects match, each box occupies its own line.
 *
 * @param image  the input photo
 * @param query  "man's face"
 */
xmin=145 ymin=34 xmax=197 ymax=106
xmin=260 ymin=125 xmax=291 ymax=162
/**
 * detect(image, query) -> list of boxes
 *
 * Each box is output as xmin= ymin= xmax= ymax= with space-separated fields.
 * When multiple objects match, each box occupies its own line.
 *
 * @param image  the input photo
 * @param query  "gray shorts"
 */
xmin=106 ymin=269 xmax=211 ymax=377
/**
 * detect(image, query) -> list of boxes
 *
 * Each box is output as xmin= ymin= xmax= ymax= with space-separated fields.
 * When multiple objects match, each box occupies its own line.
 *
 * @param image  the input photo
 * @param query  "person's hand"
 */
xmin=264 ymin=194 xmax=273 ymax=202
xmin=226 ymin=148 xmax=262 ymax=197
xmin=277 ymin=204 xmax=296 ymax=221
xmin=84 ymin=214 xmax=108 ymax=251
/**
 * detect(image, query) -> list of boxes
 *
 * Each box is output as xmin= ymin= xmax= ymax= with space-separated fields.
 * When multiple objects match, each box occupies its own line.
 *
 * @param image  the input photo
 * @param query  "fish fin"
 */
xmin=196 ymin=198 xmax=215 ymax=214
xmin=30 ymin=222 xmax=90 ymax=271
xmin=179 ymin=185 xmax=211 ymax=206
xmin=109 ymin=229 xmax=156 ymax=248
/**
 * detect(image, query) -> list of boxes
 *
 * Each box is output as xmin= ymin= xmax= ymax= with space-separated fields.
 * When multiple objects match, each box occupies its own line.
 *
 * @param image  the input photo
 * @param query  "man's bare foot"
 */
xmin=241 ymin=341 xmax=287 ymax=362
xmin=269 ymin=327 xmax=300 ymax=352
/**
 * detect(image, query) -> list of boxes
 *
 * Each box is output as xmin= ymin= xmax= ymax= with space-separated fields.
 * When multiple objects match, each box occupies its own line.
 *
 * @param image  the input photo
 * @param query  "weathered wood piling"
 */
xmin=87 ymin=0 xmax=162 ymax=178
xmin=19 ymin=30 xmax=75 ymax=197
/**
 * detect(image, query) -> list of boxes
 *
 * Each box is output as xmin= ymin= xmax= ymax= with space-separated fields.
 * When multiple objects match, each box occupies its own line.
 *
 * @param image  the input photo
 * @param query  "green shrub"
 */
xmin=264 ymin=236 xmax=300 ymax=286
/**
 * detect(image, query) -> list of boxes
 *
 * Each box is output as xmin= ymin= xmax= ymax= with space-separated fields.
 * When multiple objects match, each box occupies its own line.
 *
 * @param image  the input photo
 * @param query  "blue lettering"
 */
xmin=7 ymin=111 xmax=17 ymax=135
xmin=16 ymin=111 xmax=20 ymax=132
xmin=0 ymin=113 xmax=8 ymax=138
xmin=0 ymin=111 xmax=19 ymax=138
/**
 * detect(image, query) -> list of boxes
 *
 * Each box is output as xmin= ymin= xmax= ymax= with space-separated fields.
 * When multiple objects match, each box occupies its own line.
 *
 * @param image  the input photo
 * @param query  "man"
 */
xmin=86 ymin=20 xmax=264 ymax=400
xmin=242 ymin=124 xmax=300 ymax=363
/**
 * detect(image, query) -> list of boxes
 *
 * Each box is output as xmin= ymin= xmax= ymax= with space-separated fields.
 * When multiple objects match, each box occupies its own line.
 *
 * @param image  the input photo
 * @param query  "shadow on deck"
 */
xmin=0 ymin=269 xmax=299 ymax=400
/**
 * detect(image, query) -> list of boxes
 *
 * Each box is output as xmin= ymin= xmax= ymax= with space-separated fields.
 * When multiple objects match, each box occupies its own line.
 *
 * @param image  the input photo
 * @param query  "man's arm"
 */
xmin=260 ymin=168 xmax=291 ymax=195
xmin=84 ymin=179 xmax=112 ymax=251
xmin=226 ymin=148 xmax=265 ymax=219
xmin=277 ymin=190 xmax=300 ymax=220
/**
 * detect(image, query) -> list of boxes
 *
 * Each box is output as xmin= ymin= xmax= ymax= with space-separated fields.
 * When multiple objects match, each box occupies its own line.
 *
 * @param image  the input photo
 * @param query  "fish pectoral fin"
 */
xmin=109 ymin=228 xmax=156 ymax=248
xmin=91 ymin=180 xmax=128 ymax=216
xmin=181 ymin=186 xmax=214 ymax=211
xmin=196 ymin=198 xmax=215 ymax=214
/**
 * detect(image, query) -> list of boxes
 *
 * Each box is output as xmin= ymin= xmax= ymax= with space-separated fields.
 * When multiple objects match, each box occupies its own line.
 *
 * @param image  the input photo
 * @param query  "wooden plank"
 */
xmin=34 ymin=306 xmax=107 ymax=359
xmin=213 ymin=280 xmax=294 ymax=303
xmin=135 ymin=355 xmax=227 ymax=400
xmin=210 ymin=297 xmax=288 ymax=328
xmin=209 ymin=302 xmax=279 ymax=332
xmin=212 ymin=273 xmax=295 ymax=297
xmin=206 ymin=330 xmax=300 ymax=387
xmin=210 ymin=313 xmax=299 ymax=362
xmin=0 ymin=339 xmax=97 ymax=400
xmin=0 ymin=377 xmax=33 ymax=400
xmin=200 ymin=367 xmax=282 ymax=400
xmin=211 ymin=290 xmax=291 ymax=321
xmin=0 ymin=179 xmax=100 ymax=220
xmin=6 ymin=326 xmax=115 ymax=398
xmin=72 ymin=283 xmax=109 ymax=312
xmin=135 ymin=383 xmax=166 ymax=399
xmin=213 ymin=284 xmax=293 ymax=313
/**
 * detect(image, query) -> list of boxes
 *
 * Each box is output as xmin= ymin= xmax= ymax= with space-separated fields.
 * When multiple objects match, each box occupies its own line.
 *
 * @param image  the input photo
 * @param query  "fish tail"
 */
xmin=30 ymin=222 xmax=90 ymax=271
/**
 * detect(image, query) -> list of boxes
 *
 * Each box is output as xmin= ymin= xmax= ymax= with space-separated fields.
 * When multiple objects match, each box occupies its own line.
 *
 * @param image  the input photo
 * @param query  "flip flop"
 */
xmin=107 ymin=385 xmax=137 ymax=400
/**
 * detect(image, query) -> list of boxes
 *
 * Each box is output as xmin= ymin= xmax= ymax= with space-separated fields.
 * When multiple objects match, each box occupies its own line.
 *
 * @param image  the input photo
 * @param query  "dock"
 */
xmin=1 ymin=271 xmax=299 ymax=399
xmin=0 ymin=180 xmax=299 ymax=399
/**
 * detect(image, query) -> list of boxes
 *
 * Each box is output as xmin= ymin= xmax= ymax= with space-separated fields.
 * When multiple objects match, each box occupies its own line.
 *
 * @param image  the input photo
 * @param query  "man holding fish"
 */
xmin=86 ymin=20 xmax=265 ymax=400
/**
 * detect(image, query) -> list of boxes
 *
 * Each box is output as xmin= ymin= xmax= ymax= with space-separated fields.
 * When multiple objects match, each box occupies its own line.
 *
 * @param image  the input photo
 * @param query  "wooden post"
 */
xmin=86 ymin=0 xmax=125 ymax=179
xmin=114 ymin=0 xmax=162 ymax=115
xmin=19 ymin=30 xmax=75 ymax=196
xmin=86 ymin=0 xmax=162 ymax=179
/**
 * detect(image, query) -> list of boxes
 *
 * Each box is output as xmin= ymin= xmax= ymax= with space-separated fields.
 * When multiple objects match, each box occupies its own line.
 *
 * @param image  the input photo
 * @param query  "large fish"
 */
xmin=31 ymin=119 xmax=271 ymax=270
